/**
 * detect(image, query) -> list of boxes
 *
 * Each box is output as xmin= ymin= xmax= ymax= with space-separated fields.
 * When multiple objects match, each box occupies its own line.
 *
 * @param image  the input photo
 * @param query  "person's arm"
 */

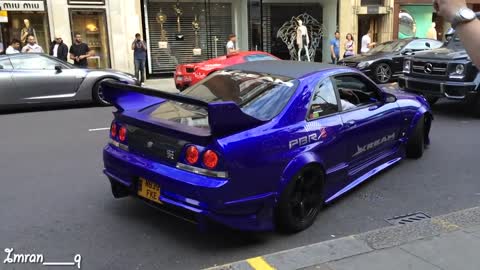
xmin=330 ymin=40 xmax=335 ymax=59
xmin=455 ymin=20 xmax=480 ymax=66
xmin=69 ymin=46 xmax=76 ymax=61
xmin=61 ymin=45 xmax=68 ymax=60
xmin=131 ymin=41 xmax=136 ymax=50
xmin=21 ymin=46 xmax=27 ymax=53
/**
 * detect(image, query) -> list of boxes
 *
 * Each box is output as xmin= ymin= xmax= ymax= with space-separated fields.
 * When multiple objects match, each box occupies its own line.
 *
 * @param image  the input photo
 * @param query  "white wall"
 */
xmin=322 ymin=0 xmax=337 ymax=63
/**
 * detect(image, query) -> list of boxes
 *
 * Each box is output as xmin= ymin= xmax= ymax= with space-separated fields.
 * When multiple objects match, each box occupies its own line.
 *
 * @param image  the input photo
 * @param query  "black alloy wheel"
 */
xmin=276 ymin=165 xmax=324 ymax=233
xmin=374 ymin=63 xmax=392 ymax=84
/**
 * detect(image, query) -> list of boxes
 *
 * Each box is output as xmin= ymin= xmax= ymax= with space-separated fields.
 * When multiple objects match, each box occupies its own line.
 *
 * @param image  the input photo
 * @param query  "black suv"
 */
xmin=399 ymin=29 xmax=480 ymax=116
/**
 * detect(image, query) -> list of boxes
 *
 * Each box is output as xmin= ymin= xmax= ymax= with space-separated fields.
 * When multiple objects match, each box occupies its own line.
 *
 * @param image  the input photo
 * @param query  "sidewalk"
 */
xmin=144 ymin=78 xmax=177 ymax=93
xmin=206 ymin=206 xmax=480 ymax=270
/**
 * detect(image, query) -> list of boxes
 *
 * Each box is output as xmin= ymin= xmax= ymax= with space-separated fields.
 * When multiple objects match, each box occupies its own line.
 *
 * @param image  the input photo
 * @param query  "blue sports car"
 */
xmin=102 ymin=61 xmax=432 ymax=232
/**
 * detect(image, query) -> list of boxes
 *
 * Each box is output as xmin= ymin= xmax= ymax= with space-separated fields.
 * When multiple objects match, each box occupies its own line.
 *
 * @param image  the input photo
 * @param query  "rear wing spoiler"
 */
xmin=101 ymin=81 xmax=267 ymax=136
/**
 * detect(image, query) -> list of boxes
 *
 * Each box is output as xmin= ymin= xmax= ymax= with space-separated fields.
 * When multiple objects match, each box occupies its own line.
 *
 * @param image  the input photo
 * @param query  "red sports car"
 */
xmin=174 ymin=51 xmax=279 ymax=90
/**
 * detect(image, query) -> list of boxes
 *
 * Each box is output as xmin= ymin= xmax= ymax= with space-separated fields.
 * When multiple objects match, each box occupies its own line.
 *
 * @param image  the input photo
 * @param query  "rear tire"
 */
xmin=275 ymin=165 xmax=324 ymax=233
xmin=93 ymin=78 xmax=114 ymax=106
xmin=406 ymin=115 xmax=425 ymax=159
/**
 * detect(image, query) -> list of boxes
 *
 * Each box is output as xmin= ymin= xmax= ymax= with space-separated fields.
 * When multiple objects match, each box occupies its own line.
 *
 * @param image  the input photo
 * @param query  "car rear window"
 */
xmin=149 ymin=70 xmax=297 ymax=125
xmin=244 ymin=54 xmax=277 ymax=62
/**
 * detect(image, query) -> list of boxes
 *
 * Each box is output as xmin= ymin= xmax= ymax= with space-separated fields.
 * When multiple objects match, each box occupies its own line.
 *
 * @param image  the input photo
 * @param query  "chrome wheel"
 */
xmin=375 ymin=63 xmax=392 ymax=84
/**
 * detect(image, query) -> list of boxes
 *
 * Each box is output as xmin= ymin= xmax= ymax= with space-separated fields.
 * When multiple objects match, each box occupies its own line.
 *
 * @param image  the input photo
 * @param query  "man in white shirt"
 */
xmin=6 ymin=39 xmax=21 ymax=54
xmin=360 ymin=31 xmax=376 ymax=54
xmin=21 ymin=35 xmax=44 ymax=53
xmin=226 ymin=33 xmax=238 ymax=55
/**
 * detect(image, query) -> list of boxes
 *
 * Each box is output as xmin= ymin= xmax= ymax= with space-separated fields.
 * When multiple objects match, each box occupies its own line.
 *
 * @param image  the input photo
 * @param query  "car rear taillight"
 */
xmin=110 ymin=122 xmax=117 ymax=138
xmin=118 ymin=126 xmax=127 ymax=142
xmin=203 ymin=150 xmax=218 ymax=169
xmin=185 ymin=145 xmax=199 ymax=164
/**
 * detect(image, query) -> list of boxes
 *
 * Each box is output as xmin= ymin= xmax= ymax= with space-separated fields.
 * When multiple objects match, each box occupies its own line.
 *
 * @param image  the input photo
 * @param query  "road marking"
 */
xmin=246 ymin=257 xmax=275 ymax=270
xmin=432 ymin=218 xmax=460 ymax=231
xmin=88 ymin=127 xmax=110 ymax=132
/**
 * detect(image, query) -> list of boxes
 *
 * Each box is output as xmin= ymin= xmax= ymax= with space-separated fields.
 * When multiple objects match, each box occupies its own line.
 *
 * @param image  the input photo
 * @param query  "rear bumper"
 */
xmin=103 ymin=145 xmax=276 ymax=231
xmin=399 ymin=75 xmax=477 ymax=100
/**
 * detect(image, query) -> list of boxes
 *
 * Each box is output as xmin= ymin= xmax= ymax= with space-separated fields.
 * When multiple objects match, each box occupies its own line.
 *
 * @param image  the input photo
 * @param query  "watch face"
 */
xmin=460 ymin=8 xmax=476 ymax=20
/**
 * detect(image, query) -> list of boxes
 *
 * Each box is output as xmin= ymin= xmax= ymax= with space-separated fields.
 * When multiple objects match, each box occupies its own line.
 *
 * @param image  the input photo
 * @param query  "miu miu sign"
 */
xmin=0 ymin=1 xmax=45 ymax=11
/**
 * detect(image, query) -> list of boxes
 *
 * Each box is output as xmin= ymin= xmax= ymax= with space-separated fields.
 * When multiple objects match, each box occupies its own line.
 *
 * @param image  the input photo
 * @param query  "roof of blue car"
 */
xmin=226 ymin=60 xmax=339 ymax=79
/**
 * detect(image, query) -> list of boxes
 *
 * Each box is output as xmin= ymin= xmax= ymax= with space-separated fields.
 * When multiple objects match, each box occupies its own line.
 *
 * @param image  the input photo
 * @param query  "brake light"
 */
xmin=203 ymin=150 xmax=218 ymax=169
xmin=110 ymin=122 xmax=117 ymax=138
xmin=118 ymin=126 xmax=127 ymax=142
xmin=185 ymin=145 xmax=199 ymax=164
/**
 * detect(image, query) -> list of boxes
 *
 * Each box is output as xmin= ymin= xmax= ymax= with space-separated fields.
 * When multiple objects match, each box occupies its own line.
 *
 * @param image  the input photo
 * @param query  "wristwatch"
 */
xmin=451 ymin=7 xmax=477 ymax=29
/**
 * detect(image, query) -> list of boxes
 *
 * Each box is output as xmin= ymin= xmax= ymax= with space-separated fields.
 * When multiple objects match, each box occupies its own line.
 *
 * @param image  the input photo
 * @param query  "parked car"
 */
xmin=102 ymin=61 xmax=432 ymax=232
xmin=174 ymin=51 xmax=278 ymax=90
xmin=0 ymin=53 xmax=139 ymax=109
xmin=399 ymin=30 xmax=480 ymax=116
xmin=338 ymin=38 xmax=443 ymax=84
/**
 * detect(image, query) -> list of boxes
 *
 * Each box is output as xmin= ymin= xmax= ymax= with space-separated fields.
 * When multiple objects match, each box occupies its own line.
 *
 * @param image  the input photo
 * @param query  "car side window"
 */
xmin=10 ymin=55 xmax=57 ymax=70
xmin=308 ymin=78 xmax=339 ymax=120
xmin=405 ymin=40 xmax=430 ymax=51
xmin=335 ymin=75 xmax=381 ymax=111
xmin=0 ymin=59 xmax=13 ymax=70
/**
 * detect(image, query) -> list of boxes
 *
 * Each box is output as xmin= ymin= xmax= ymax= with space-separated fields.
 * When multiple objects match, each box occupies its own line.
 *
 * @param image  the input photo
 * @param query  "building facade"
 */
xmin=0 ymin=0 xmax=142 ymax=73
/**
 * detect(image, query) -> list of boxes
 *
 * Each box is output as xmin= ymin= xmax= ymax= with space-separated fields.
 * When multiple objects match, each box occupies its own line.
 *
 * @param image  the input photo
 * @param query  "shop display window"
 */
xmin=69 ymin=9 xmax=111 ymax=69
xmin=0 ymin=11 xmax=50 ymax=53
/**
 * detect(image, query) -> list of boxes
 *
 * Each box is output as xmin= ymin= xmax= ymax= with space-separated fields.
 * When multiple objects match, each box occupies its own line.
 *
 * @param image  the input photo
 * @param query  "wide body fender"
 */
xmin=277 ymin=151 xmax=325 ymax=195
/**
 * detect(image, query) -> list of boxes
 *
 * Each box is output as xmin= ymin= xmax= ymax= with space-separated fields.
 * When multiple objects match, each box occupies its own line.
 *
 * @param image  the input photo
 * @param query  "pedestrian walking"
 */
xmin=131 ymin=33 xmax=147 ymax=83
xmin=360 ymin=31 xmax=376 ymax=54
xmin=21 ymin=35 xmax=44 ymax=53
xmin=69 ymin=34 xmax=93 ymax=68
xmin=50 ymin=35 xmax=69 ymax=62
xmin=330 ymin=31 xmax=340 ymax=64
xmin=5 ymin=39 xmax=21 ymax=55
xmin=434 ymin=0 xmax=480 ymax=66
xmin=344 ymin=33 xmax=355 ymax=58
xmin=226 ymin=34 xmax=238 ymax=55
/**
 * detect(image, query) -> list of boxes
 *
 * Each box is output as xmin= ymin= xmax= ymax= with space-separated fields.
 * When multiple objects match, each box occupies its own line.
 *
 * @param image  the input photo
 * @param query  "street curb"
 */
xmin=204 ymin=206 xmax=480 ymax=270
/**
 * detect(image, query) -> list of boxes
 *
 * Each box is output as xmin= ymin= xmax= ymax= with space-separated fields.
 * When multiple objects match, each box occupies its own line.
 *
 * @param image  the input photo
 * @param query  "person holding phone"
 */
xmin=131 ymin=33 xmax=147 ymax=83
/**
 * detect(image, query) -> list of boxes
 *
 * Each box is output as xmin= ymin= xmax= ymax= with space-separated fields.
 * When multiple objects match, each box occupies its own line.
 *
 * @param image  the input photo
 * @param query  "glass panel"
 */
xmin=0 ymin=58 xmax=13 ymax=70
xmin=360 ymin=0 xmax=384 ymax=6
xmin=146 ymin=0 xmax=234 ymax=74
xmin=248 ymin=0 xmax=262 ymax=51
xmin=2 ymin=12 xmax=50 ymax=52
xmin=69 ymin=10 xmax=111 ymax=69
xmin=334 ymin=75 xmax=381 ymax=106
xmin=10 ymin=55 xmax=56 ymax=70
xmin=308 ymin=78 xmax=338 ymax=119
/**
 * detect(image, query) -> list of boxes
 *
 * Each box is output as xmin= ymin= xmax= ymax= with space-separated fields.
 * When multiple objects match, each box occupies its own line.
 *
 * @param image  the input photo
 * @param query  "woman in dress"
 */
xmin=344 ymin=33 xmax=355 ymax=58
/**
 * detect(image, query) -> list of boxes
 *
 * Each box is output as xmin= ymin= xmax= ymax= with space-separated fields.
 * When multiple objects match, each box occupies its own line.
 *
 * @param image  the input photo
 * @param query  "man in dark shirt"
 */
xmin=69 ymin=34 xmax=93 ymax=68
xmin=50 ymin=35 xmax=69 ymax=62
xmin=131 ymin=33 xmax=147 ymax=83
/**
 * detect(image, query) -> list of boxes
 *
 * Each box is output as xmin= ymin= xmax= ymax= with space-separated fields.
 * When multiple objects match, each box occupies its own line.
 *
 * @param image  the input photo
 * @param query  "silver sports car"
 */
xmin=0 ymin=53 xmax=139 ymax=109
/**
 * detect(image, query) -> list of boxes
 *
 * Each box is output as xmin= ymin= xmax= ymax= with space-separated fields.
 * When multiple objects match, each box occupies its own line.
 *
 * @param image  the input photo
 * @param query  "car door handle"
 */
xmin=344 ymin=120 xmax=356 ymax=128
xmin=369 ymin=105 xmax=380 ymax=111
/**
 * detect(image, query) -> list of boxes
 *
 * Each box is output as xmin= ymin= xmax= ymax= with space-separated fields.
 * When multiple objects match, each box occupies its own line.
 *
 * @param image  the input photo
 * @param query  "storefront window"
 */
xmin=0 ymin=0 xmax=50 ymax=53
xmin=398 ymin=5 xmax=435 ymax=39
xmin=145 ymin=0 xmax=235 ymax=74
xmin=69 ymin=9 xmax=111 ymax=69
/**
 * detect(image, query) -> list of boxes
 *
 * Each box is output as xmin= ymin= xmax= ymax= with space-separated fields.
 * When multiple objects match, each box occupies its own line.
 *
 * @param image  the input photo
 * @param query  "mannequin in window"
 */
xmin=21 ymin=19 xmax=37 ymax=45
xmin=296 ymin=19 xmax=310 ymax=62
xmin=426 ymin=22 xmax=438 ymax=40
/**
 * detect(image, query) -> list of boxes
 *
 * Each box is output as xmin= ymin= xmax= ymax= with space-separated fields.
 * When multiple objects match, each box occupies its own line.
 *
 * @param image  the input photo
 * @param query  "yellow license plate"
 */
xmin=137 ymin=178 xmax=162 ymax=204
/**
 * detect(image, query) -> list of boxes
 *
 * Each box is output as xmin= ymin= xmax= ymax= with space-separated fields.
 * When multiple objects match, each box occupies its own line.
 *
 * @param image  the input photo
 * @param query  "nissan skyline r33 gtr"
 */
xmin=102 ymin=61 xmax=432 ymax=232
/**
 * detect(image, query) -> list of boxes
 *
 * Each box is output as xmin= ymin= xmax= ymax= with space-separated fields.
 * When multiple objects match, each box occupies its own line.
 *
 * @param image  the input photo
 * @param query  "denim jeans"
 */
xmin=134 ymin=59 xmax=146 ymax=83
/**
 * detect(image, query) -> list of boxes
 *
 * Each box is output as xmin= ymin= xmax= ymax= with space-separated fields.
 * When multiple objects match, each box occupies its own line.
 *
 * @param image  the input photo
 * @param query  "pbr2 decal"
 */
xmin=289 ymin=128 xmax=328 ymax=149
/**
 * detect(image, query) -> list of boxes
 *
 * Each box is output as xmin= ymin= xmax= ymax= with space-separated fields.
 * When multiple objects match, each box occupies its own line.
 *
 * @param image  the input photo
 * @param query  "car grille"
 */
xmin=406 ymin=80 xmax=442 ymax=93
xmin=186 ymin=67 xmax=195 ymax=73
xmin=412 ymin=61 xmax=447 ymax=76
xmin=127 ymin=126 xmax=187 ymax=165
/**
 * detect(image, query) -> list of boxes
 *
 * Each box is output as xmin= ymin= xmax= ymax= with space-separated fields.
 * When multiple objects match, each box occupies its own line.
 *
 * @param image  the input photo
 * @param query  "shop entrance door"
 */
xmin=357 ymin=15 xmax=380 ymax=51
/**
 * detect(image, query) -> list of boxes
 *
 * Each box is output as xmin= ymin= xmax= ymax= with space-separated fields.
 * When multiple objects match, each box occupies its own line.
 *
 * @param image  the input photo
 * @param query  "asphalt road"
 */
xmin=1 ymin=100 xmax=479 ymax=270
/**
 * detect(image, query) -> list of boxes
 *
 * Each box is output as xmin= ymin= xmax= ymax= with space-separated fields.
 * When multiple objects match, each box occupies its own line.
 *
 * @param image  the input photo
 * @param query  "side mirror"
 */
xmin=401 ymin=49 xmax=413 ymax=55
xmin=384 ymin=92 xmax=397 ymax=103
xmin=425 ymin=42 xmax=431 ymax=48
xmin=55 ymin=65 xmax=62 ymax=72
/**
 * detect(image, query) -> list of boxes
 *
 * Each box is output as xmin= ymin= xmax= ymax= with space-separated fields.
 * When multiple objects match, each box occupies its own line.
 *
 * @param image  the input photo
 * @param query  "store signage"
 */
xmin=367 ymin=5 xmax=380 ymax=14
xmin=0 ymin=10 xmax=7 ymax=23
xmin=0 ymin=1 xmax=45 ymax=11
xmin=67 ymin=0 xmax=105 ymax=5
